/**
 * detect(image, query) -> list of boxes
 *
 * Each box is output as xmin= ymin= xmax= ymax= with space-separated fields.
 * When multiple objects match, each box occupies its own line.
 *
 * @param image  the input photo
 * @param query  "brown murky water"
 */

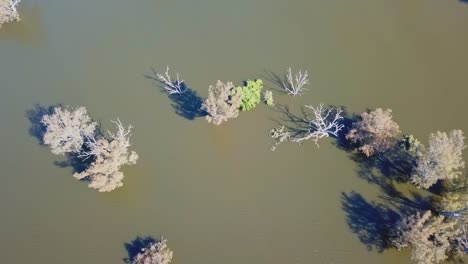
xmin=1 ymin=0 xmax=468 ymax=263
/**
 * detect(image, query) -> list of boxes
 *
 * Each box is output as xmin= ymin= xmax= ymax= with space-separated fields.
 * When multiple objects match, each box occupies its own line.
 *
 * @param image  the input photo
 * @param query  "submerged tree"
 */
xmin=391 ymin=210 xmax=461 ymax=264
xmin=346 ymin=108 xmax=401 ymax=157
xmin=263 ymin=90 xmax=274 ymax=107
xmin=232 ymin=79 xmax=263 ymax=111
xmin=41 ymin=106 xmax=97 ymax=155
xmin=154 ymin=66 xmax=186 ymax=95
xmin=282 ymin=67 xmax=309 ymax=96
xmin=132 ymin=238 xmax=173 ymax=264
xmin=0 ymin=0 xmax=21 ymax=28
xmin=74 ymin=119 xmax=138 ymax=192
xmin=202 ymin=80 xmax=241 ymax=125
xmin=411 ymin=130 xmax=466 ymax=189
xmin=270 ymin=104 xmax=344 ymax=149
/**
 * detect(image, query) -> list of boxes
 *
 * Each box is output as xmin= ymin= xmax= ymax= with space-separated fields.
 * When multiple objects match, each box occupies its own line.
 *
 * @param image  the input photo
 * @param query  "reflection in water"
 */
xmin=0 ymin=2 xmax=44 ymax=44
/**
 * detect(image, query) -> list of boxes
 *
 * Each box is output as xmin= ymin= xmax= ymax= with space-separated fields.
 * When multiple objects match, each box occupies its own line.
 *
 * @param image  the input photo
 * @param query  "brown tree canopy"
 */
xmin=346 ymin=108 xmax=400 ymax=157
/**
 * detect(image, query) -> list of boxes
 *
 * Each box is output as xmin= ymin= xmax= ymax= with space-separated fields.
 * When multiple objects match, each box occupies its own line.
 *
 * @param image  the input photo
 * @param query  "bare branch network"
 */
xmin=282 ymin=67 xmax=310 ymax=96
xmin=155 ymin=66 xmax=186 ymax=95
xmin=293 ymin=104 xmax=344 ymax=146
xmin=270 ymin=104 xmax=344 ymax=149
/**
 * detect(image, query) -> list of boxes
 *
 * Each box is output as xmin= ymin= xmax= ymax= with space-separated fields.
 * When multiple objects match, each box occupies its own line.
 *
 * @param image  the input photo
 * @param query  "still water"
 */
xmin=1 ymin=0 xmax=468 ymax=263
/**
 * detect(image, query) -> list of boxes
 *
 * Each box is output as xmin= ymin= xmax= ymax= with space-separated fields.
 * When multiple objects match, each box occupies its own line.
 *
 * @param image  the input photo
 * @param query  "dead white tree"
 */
xmin=132 ymin=237 xmax=173 ymax=264
xmin=155 ymin=66 xmax=186 ymax=95
xmin=269 ymin=126 xmax=291 ymax=151
xmin=282 ymin=67 xmax=309 ymax=96
xmin=0 ymin=0 xmax=21 ymax=28
xmin=41 ymin=106 xmax=97 ymax=155
xmin=292 ymin=103 xmax=344 ymax=146
xmin=74 ymin=119 xmax=138 ymax=192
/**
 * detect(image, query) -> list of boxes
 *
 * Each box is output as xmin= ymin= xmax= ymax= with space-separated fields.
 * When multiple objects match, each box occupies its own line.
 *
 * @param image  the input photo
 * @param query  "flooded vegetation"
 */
xmin=1 ymin=0 xmax=468 ymax=263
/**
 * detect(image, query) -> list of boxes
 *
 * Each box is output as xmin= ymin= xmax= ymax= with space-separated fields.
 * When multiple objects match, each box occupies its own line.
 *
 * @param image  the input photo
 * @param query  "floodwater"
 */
xmin=1 ymin=0 xmax=468 ymax=263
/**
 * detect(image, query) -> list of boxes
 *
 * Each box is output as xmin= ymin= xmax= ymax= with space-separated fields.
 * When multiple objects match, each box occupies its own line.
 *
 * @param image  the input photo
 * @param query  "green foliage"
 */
xmin=399 ymin=134 xmax=422 ymax=154
xmin=232 ymin=79 xmax=263 ymax=111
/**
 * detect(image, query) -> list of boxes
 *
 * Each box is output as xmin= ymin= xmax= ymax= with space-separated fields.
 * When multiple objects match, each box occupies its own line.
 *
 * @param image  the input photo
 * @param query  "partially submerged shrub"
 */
xmin=0 ymin=0 xmax=21 ymax=28
xmin=202 ymin=80 xmax=241 ymax=125
xmin=263 ymin=90 xmax=274 ymax=107
xmin=74 ymin=119 xmax=138 ymax=192
xmin=346 ymin=108 xmax=401 ymax=157
xmin=391 ymin=210 xmax=461 ymax=264
xmin=411 ymin=130 xmax=466 ymax=189
xmin=132 ymin=238 xmax=173 ymax=264
xmin=399 ymin=134 xmax=423 ymax=155
xmin=41 ymin=106 xmax=97 ymax=155
xmin=232 ymin=79 xmax=263 ymax=111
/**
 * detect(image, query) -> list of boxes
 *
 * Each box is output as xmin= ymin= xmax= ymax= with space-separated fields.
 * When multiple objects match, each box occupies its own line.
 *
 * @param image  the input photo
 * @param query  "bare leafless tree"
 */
xmin=41 ymin=106 xmax=97 ymax=155
xmin=154 ymin=66 xmax=186 ymax=95
xmin=202 ymin=80 xmax=241 ymax=125
xmin=270 ymin=104 xmax=344 ymax=149
xmin=282 ymin=67 xmax=309 ymax=96
xmin=132 ymin=237 xmax=173 ymax=264
xmin=0 ymin=0 xmax=21 ymax=28
xmin=292 ymin=104 xmax=344 ymax=146
xmin=74 ymin=119 xmax=138 ymax=192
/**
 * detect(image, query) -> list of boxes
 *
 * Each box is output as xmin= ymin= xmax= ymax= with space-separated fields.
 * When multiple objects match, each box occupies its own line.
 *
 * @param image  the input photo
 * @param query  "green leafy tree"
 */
xmin=232 ymin=79 xmax=263 ymax=111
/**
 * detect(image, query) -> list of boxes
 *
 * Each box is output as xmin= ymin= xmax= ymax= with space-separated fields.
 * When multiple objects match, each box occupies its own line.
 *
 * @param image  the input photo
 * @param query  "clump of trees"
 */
xmin=232 ymin=79 xmax=263 ymax=111
xmin=132 ymin=238 xmax=173 ymax=264
xmin=41 ymin=106 xmax=97 ymax=155
xmin=391 ymin=210 xmax=464 ymax=264
xmin=346 ymin=108 xmax=401 ymax=157
xmin=0 ymin=0 xmax=21 ymax=28
xmin=40 ymin=106 xmax=138 ymax=192
xmin=411 ymin=130 xmax=466 ymax=189
xmin=74 ymin=119 xmax=138 ymax=192
xmin=202 ymin=80 xmax=241 ymax=125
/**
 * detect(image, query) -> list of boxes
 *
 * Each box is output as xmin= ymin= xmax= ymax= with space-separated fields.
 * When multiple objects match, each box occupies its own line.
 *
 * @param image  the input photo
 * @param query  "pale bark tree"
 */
xmin=0 ymin=0 xmax=20 ymax=28
xmin=282 ymin=67 xmax=309 ymax=96
xmin=270 ymin=104 xmax=344 ymax=149
xmin=202 ymin=80 xmax=241 ymax=125
xmin=292 ymin=104 xmax=344 ymax=146
xmin=411 ymin=130 xmax=466 ymax=189
xmin=41 ymin=106 xmax=97 ymax=155
xmin=346 ymin=108 xmax=401 ymax=157
xmin=154 ymin=66 xmax=186 ymax=95
xmin=74 ymin=119 xmax=138 ymax=192
xmin=132 ymin=238 xmax=173 ymax=264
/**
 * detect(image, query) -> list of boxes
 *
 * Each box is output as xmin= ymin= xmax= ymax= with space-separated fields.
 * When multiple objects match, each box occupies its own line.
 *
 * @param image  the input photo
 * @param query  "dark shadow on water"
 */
xmin=145 ymin=68 xmax=206 ymax=120
xmin=25 ymin=104 xmax=58 ymax=144
xmin=271 ymin=104 xmax=311 ymax=138
xmin=341 ymin=191 xmax=400 ymax=252
xmin=261 ymin=69 xmax=288 ymax=94
xmin=329 ymin=105 xmax=360 ymax=152
xmin=123 ymin=236 xmax=157 ymax=264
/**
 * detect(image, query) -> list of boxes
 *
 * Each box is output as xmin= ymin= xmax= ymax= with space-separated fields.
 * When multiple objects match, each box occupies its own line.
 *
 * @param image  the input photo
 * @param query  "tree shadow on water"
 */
xmin=25 ymin=104 xmax=57 ymax=144
xmin=123 ymin=236 xmax=157 ymax=264
xmin=145 ymin=68 xmax=206 ymax=120
xmin=341 ymin=191 xmax=401 ymax=252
